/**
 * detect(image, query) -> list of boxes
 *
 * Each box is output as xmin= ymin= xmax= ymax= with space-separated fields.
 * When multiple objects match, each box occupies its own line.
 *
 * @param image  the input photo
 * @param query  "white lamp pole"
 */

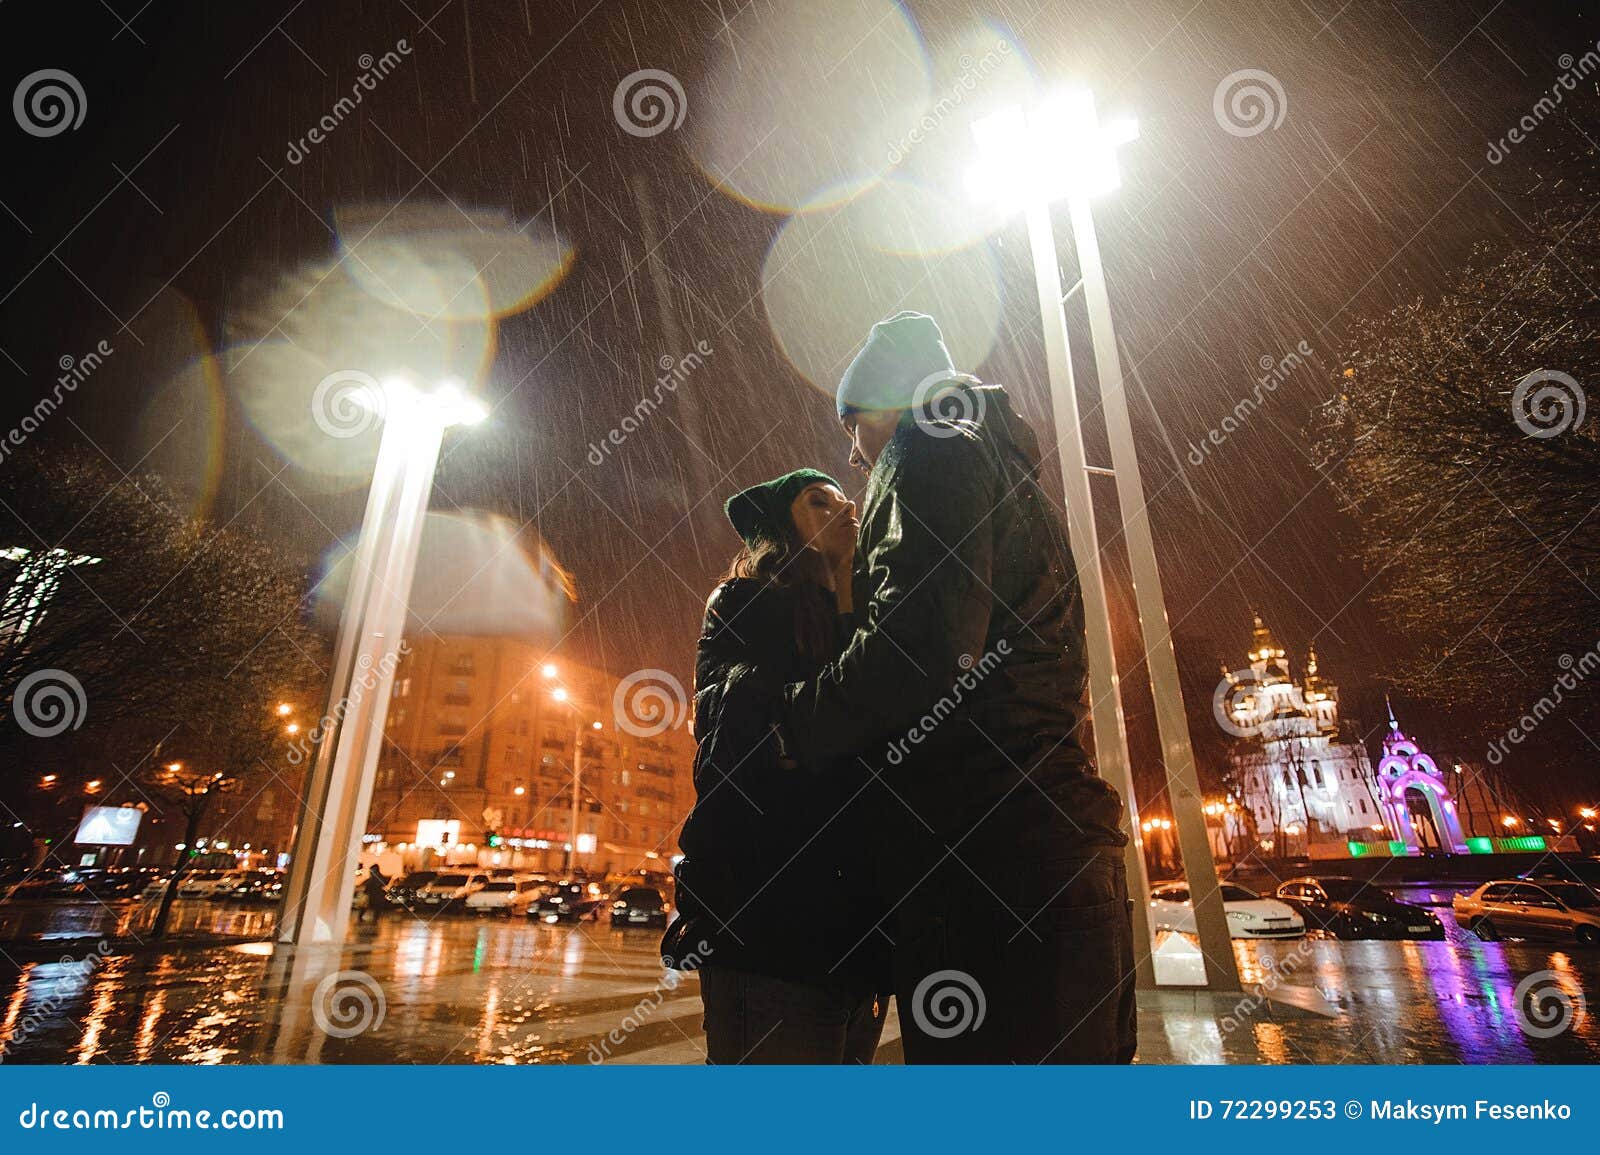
xmin=277 ymin=379 xmax=485 ymax=948
xmin=1066 ymin=189 xmax=1239 ymax=989
xmin=1022 ymin=196 xmax=1157 ymax=990
xmin=973 ymin=94 xmax=1240 ymax=990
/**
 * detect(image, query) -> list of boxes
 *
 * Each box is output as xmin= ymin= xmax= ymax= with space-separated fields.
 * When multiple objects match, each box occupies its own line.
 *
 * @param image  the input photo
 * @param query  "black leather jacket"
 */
xmin=664 ymin=578 xmax=888 ymax=988
xmin=783 ymin=384 xmax=1127 ymax=896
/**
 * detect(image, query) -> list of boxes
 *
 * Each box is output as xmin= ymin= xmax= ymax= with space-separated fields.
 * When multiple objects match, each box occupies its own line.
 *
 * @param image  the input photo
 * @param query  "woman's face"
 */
xmin=788 ymin=482 xmax=858 ymax=566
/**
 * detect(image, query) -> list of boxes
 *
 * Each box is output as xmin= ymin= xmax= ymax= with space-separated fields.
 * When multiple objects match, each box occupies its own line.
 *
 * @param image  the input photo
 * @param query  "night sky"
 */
xmin=3 ymin=0 xmax=1595 ymax=792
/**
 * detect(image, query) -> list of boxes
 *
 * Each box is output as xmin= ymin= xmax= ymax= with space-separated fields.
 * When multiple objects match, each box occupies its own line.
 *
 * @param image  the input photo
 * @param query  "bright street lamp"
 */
xmin=278 ymin=377 xmax=485 ymax=948
xmin=969 ymin=91 xmax=1239 ymax=992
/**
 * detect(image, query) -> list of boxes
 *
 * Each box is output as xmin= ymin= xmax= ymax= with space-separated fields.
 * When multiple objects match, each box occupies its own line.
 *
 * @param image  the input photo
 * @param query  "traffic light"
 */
xmin=486 ymin=830 xmax=502 ymax=848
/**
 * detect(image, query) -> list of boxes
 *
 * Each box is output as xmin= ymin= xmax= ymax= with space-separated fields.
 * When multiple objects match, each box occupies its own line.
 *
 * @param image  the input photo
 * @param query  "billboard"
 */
xmin=74 ymin=806 xmax=143 ymax=846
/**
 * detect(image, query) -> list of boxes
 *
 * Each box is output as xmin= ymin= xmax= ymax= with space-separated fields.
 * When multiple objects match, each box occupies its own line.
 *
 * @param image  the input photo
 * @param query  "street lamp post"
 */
xmin=544 ymin=673 xmax=603 ymax=875
xmin=972 ymin=93 xmax=1240 ymax=990
xmin=276 ymin=378 xmax=485 ymax=948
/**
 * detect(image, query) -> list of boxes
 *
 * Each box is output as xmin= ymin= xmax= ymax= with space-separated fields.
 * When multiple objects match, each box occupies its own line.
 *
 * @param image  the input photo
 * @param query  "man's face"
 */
xmin=841 ymin=409 xmax=901 ymax=475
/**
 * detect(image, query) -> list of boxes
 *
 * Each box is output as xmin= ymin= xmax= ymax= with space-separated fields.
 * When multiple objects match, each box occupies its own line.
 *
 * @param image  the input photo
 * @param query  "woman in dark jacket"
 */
xmin=662 ymin=468 xmax=889 ymax=1063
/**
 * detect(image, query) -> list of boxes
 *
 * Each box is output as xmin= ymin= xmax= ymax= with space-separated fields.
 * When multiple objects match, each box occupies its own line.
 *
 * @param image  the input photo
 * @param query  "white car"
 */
xmin=1150 ymin=882 xmax=1305 ymax=939
xmin=465 ymin=878 xmax=547 ymax=915
xmin=416 ymin=871 xmax=489 ymax=907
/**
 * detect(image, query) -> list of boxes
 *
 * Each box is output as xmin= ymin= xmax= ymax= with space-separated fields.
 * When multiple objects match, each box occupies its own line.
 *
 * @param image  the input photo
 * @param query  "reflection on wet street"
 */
xmin=1 ymin=895 xmax=1596 ymax=1064
xmin=0 ymin=894 xmax=279 ymax=943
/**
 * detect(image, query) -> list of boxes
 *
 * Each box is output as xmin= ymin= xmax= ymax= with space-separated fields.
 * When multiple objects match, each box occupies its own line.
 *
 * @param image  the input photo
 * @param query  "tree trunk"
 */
xmin=151 ymin=798 xmax=207 ymax=940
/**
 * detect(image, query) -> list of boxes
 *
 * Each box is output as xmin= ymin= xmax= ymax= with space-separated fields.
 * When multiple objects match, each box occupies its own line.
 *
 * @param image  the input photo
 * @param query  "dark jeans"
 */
xmin=893 ymin=851 xmax=1136 ymax=1064
xmin=700 ymin=967 xmax=887 ymax=1064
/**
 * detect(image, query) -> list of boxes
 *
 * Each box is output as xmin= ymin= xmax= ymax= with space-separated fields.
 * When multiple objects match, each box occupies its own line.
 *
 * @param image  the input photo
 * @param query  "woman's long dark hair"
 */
xmin=720 ymin=529 xmax=841 ymax=667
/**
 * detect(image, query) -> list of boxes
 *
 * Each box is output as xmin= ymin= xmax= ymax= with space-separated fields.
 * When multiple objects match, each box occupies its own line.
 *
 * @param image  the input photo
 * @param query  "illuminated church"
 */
xmin=1222 ymin=615 xmax=1389 ymax=852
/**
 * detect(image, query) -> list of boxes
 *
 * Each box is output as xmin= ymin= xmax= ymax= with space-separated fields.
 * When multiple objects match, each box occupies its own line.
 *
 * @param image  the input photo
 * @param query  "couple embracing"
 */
xmin=662 ymin=312 xmax=1137 ymax=1065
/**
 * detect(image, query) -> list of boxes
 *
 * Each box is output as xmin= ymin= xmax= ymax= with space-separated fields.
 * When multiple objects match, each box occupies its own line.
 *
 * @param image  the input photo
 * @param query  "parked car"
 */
xmin=77 ymin=870 xmax=149 ymax=900
xmin=1150 ymin=882 xmax=1305 ymax=939
xmin=608 ymin=886 xmax=669 ymax=929
xmin=139 ymin=873 xmax=173 ymax=900
xmin=1454 ymin=880 xmax=1600 ymax=945
xmin=226 ymin=870 xmax=286 ymax=902
xmin=385 ymin=871 xmax=439 ymax=908
xmin=1274 ymin=876 xmax=1444 ymax=939
xmin=415 ymin=871 xmax=489 ymax=907
xmin=176 ymin=870 xmax=250 ymax=899
xmin=466 ymin=878 xmax=547 ymax=915
xmin=532 ymin=881 xmax=605 ymax=922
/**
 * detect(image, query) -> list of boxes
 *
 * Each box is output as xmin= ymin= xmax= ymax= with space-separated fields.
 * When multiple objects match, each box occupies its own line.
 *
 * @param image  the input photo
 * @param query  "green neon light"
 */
xmin=1348 ymin=841 xmax=1368 ymax=857
xmin=1466 ymin=837 xmax=1493 ymax=854
xmin=1499 ymin=835 xmax=1548 ymax=853
xmin=1388 ymin=840 xmax=1407 ymax=856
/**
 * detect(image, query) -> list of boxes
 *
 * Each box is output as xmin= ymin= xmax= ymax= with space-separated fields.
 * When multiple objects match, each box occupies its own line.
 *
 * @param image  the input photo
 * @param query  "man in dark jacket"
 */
xmin=780 ymin=311 xmax=1136 ymax=1064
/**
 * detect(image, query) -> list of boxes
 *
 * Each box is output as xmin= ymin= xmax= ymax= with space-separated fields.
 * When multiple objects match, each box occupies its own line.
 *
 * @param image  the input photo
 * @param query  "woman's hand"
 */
xmin=832 ymin=553 xmax=854 ymax=615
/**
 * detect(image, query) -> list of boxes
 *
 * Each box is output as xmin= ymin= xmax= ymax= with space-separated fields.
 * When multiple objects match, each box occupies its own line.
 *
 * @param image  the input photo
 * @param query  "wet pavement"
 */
xmin=0 ymin=895 xmax=1595 ymax=1064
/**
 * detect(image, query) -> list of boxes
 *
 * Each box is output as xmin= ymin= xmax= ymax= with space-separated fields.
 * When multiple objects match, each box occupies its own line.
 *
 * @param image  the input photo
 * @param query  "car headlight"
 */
xmin=1226 ymin=910 xmax=1250 ymax=920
